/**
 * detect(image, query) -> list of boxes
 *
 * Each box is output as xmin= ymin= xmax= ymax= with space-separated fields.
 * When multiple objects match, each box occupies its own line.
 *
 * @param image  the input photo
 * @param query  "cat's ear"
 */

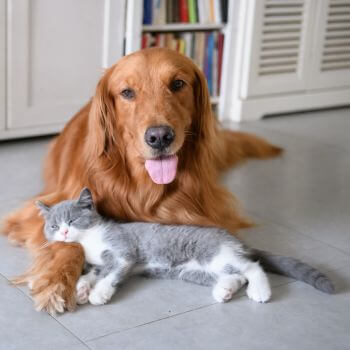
xmin=35 ymin=201 xmax=51 ymax=217
xmin=77 ymin=187 xmax=94 ymax=209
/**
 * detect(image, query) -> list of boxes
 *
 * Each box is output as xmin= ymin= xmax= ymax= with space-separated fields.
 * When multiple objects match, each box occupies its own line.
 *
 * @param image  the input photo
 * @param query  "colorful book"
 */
xmin=143 ymin=0 xmax=153 ymax=25
xmin=188 ymin=0 xmax=197 ymax=23
xmin=179 ymin=0 xmax=189 ymax=22
xmin=217 ymin=33 xmax=224 ymax=94
xmin=221 ymin=0 xmax=228 ymax=23
xmin=153 ymin=0 xmax=166 ymax=25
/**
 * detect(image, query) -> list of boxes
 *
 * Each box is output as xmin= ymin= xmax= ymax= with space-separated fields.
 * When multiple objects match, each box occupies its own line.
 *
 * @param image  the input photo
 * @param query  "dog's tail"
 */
xmin=251 ymin=249 xmax=335 ymax=294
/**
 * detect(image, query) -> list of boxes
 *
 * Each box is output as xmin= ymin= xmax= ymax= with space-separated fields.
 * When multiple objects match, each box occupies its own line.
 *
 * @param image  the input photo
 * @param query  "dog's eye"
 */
xmin=51 ymin=225 xmax=59 ymax=230
xmin=121 ymin=88 xmax=135 ymax=100
xmin=170 ymin=79 xmax=185 ymax=92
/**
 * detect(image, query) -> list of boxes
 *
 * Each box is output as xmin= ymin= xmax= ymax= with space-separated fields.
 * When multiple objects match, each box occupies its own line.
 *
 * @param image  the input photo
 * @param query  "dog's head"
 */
xmin=88 ymin=48 xmax=215 ymax=184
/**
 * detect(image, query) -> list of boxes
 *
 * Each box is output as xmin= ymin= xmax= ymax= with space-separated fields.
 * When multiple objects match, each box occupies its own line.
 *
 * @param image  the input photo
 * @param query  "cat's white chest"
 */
xmin=80 ymin=226 xmax=109 ymax=265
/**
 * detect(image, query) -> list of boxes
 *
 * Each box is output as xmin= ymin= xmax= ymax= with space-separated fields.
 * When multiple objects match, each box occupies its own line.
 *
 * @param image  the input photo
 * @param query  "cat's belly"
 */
xmin=132 ymin=259 xmax=205 ymax=277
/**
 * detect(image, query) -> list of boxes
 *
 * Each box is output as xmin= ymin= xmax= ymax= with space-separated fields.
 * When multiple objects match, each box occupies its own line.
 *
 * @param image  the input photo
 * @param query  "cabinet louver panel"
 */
xmin=258 ymin=0 xmax=304 ymax=76
xmin=321 ymin=0 xmax=350 ymax=71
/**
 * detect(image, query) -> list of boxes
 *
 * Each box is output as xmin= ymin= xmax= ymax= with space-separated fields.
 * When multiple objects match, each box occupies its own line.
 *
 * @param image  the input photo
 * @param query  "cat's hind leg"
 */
xmin=209 ymin=245 xmax=271 ymax=303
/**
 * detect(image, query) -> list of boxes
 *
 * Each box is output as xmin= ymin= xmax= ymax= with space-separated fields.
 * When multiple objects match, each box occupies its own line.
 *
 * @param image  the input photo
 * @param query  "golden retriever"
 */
xmin=2 ymin=48 xmax=281 ymax=313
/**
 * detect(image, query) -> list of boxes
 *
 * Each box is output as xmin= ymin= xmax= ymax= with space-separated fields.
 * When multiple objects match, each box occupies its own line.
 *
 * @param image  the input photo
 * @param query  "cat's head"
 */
xmin=36 ymin=188 xmax=101 ymax=243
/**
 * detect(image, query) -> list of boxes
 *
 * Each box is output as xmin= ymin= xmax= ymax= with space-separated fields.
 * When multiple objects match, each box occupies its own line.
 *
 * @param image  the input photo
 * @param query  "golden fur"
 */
xmin=3 ymin=48 xmax=281 ymax=313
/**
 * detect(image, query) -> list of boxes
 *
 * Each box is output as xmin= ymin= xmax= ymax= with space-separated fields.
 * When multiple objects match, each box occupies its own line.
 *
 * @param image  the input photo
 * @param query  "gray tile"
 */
xmin=258 ymin=108 xmax=350 ymax=151
xmin=230 ymin=182 xmax=350 ymax=255
xmin=0 ymin=235 xmax=32 ymax=278
xmin=239 ymin=217 xmax=350 ymax=273
xmin=0 ymin=137 xmax=50 ymax=204
xmin=0 ymin=274 xmax=88 ymax=350
xmin=55 ymin=276 xmax=215 ymax=341
xmin=87 ymin=264 xmax=350 ymax=350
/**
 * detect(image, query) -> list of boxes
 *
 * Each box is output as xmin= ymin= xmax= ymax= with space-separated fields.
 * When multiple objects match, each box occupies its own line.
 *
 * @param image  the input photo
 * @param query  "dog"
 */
xmin=2 ymin=48 xmax=282 ymax=313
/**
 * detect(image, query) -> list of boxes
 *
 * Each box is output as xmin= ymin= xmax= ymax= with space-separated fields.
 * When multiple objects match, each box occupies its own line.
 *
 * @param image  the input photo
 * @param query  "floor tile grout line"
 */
xmin=84 ymin=279 xmax=298 ymax=344
xmin=84 ymin=302 xmax=219 ymax=343
xmin=0 ymin=271 xmax=91 ymax=350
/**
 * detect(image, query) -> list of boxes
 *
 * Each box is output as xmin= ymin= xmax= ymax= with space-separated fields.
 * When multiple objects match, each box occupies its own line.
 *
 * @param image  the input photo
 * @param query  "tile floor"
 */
xmin=0 ymin=107 xmax=349 ymax=350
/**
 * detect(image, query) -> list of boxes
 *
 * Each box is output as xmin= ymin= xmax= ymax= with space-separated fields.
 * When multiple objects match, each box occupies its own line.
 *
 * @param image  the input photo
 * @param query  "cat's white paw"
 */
xmin=213 ymin=285 xmax=235 ymax=303
xmin=88 ymin=284 xmax=115 ymax=306
xmin=246 ymin=281 xmax=271 ymax=303
xmin=76 ymin=279 xmax=91 ymax=305
xmin=212 ymin=274 xmax=247 ymax=303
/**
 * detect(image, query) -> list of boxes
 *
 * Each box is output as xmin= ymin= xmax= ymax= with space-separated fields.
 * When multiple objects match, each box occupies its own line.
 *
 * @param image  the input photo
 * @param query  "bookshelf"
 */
xmin=125 ymin=0 xmax=234 ymax=111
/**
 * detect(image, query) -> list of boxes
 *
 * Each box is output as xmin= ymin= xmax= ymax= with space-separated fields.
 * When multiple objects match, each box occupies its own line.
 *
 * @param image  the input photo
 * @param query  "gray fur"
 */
xmin=252 ymin=249 xmax=335 ymax=294
xmin=38 ymin=188 xmax=335 ymax=298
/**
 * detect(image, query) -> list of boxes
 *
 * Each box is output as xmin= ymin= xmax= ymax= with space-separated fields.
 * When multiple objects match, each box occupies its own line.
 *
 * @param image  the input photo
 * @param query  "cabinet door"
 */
xmin=0 ymin=0 xmax=5 ymax=131
xmin=7 ymin=0 xmax=125 ymax=129
xmin=307 ymin=0 xmax=350 ymax=89
xmin=240 ymin=0 xmax=313 ymax=98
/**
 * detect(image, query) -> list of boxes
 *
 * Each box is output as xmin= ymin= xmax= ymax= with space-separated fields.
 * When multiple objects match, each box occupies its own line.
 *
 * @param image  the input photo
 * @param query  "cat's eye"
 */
xmin=170 ymin=79 xmax=185 ymax=92
xmin=68 ymin=219 xmax=74 ymax=225
xmin=121 ymin=88 xmax=135 ymax=100
xmin=51 ymin=225 xmax=59 ymax=230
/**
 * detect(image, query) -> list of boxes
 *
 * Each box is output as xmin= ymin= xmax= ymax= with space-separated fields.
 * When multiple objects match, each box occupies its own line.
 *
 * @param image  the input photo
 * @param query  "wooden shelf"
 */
xmin=142 ymin=23 xmax=225 ymax=32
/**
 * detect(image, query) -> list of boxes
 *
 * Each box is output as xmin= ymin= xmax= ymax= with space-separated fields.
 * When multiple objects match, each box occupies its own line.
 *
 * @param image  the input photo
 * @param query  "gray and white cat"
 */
xmin=36 ymin=188 xmax=334 ymax=306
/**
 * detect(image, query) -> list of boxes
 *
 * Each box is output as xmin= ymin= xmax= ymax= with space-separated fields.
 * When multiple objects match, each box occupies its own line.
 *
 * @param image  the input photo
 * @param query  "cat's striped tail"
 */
xmin=251 ymin=249 xmax=335 ymax=294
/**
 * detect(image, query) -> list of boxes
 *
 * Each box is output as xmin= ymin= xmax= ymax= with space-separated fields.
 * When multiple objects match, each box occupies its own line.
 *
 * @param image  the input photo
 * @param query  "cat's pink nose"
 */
xmin=63 ymin=229 xmax=68 ymax=235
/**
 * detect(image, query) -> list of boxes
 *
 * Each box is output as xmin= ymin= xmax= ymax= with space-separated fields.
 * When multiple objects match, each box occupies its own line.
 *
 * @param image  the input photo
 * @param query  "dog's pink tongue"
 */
xmin=145 ymin=155 xmax=178 ymax=184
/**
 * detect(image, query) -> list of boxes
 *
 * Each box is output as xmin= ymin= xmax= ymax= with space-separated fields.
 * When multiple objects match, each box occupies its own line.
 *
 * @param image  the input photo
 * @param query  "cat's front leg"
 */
xmin=76 ymin=267 xmax=99 ymax=305
xmin=88 ymin=259 xmax=134 ymax=306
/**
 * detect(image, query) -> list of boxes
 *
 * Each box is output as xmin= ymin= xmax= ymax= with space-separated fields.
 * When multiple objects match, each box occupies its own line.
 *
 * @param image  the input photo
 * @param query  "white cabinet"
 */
xmin=221 ymin=0 xmax=350 ymax=122
xmin=1 ymin=0 xmax=125 ymax=139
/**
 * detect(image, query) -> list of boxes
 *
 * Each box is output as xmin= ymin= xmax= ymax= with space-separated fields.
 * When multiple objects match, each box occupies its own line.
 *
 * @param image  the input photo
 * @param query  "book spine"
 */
xmin=179 ymin=0 xmax=189 ymax=22
xmin=173 ymin=0 xmax=180 ymax=23
xmin=221 ymin=0 xmax=228 ymax=23
xmin=188 ymin=0 xmax=197 ymax=23
xmin=167 ymin=0 xmax=173 ymax=23
xmin=207 ymin=32 xmax=214 ymax=95
xmin=146 ymin=0 xmax=153 ymax=25
xmin=212 ymin=32 xmax=218 ymax=97
xmin=217 ymin=32 xmax=224 ymax=94
xmin=209 ymin=0 xmax=215 ymax=23
xmin=214 ymin=0 xmax=222 ymax=23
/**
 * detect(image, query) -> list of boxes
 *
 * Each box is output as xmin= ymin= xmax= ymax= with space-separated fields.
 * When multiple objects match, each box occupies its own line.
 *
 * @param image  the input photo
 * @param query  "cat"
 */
xmin=36 ymin=188 xmax=334 ymax=307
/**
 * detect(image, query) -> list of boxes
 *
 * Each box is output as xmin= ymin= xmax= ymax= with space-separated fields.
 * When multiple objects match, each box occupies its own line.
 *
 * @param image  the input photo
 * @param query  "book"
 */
xmin=214 ymin=0 xmax=222 ymax=24
xmin=217 ymin=32 xmax=224 ymax=94
xmin=188 ymin=0 xmax=197 ymax=23
xmin=143 ymin=0 xmax=153 ymax=25
xmin=212 ymin=32 xmax=218 ymax=97
xmin=179 ymin=0 xmax=189 ymax=22
xmin=173 ymin=0 xmax=180 ymax=23
xmin=221 ymin=0 xmax=228 ymax=23
xmin=153 ymin=0 xmax=166 ymax=25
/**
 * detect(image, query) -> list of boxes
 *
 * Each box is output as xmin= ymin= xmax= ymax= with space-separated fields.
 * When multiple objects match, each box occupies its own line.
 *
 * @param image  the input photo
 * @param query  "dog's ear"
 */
xmin=88 ymin=67 xmax=118 ymax=157
xmin=193 ymin=66 xmax=217 ymax=142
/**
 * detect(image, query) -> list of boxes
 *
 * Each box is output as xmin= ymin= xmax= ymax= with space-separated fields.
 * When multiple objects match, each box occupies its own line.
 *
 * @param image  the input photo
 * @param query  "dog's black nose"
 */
xmin=145 ymin=126 xmax=175 ymax=150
